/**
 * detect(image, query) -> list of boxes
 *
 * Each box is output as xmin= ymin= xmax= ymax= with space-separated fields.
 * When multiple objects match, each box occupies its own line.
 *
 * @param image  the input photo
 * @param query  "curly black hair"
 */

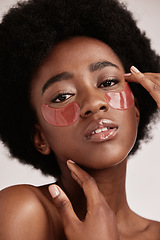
xmin=0 ymin=0 xmax=159 ymax=177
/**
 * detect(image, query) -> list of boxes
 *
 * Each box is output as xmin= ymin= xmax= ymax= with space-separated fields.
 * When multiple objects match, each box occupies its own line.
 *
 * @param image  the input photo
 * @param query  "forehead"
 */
xmin=31 ymin=37 xmax=125 ymax=105
xmin=35 ymin=37 xmax=124 ymax=79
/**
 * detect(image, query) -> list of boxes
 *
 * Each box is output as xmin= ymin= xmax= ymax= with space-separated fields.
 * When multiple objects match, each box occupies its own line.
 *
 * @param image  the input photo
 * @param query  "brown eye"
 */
xmin=98 ymin=79 xmax=119 ymax=88
xmin=52 ymin=93 xmax=74 ymax=103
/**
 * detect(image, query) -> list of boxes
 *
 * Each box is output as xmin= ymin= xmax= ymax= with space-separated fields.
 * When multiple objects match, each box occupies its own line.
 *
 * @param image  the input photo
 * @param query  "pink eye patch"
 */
xmin=41 ymin=102 xmax=80 ymax=127
xmin=41 ymin=83 xmax=134 ymax=127
xmin=105 ymin=82 xmax=134 ymax=110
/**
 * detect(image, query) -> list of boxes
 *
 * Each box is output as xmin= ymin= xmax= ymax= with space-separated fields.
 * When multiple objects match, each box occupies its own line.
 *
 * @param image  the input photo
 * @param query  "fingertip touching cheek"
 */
xmin=41 ymin=83 xmax=134 ymax=127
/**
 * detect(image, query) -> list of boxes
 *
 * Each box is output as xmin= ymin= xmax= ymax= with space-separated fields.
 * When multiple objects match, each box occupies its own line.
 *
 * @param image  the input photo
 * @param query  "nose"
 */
xmin=80 ymin=90 xmax=109 ymax=118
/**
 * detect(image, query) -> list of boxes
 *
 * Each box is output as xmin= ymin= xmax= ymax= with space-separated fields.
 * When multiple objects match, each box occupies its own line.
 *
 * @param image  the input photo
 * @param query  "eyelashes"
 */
xmin=51 ymin=78 xmax=120 ymax=103
xmin=98 ymin=78 xmax=119 ymax=88
xmin=51 ymin=92 xmax=75 ymax=103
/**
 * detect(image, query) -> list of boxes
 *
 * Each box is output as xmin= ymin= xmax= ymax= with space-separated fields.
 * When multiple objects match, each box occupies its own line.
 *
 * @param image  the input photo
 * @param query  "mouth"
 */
xmin=84 ymin=119 xmax=119 ymax=142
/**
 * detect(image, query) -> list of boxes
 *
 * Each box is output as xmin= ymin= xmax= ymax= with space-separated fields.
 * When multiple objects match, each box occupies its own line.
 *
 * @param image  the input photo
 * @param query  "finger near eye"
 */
xmin=141 ymin=77 xmax=160 ymax=110
xmin=141 ymin=73 xmax=160 ymax=95
xmin=144 ymin=73 xmax=160 ymax=86
xmin=125 ymin=71 xmax=160 ymax=110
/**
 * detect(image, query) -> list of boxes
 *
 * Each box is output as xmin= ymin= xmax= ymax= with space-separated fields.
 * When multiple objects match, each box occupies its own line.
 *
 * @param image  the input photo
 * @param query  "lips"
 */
xmin=84 ymin=119 xmax=118 ymax=142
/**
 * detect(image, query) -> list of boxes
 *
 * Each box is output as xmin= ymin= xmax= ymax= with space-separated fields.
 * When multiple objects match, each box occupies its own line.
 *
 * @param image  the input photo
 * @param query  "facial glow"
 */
xmin=41 ymin=83 xmax=134 ymax=127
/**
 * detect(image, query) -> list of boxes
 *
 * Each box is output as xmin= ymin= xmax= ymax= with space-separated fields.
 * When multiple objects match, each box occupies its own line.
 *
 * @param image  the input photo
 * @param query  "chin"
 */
xmin=73 ymin=149 xmax=129 ymax=170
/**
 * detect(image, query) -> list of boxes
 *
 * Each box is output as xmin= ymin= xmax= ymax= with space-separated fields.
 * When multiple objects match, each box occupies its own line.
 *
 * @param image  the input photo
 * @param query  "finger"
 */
xmin=67 ymin=160 xmax=108 ymax=210
xmin=125 ymin=71 xmax=160 ymax=86
xmin=143 ymin=73 xmax=160 ymax=86
xmin=124 ymin=66 xmax=151 ymax=86
xmin=48 ymin=184 xmax=79 ymax=227
xmin=125 ymin=66 xmax=160 ymax=109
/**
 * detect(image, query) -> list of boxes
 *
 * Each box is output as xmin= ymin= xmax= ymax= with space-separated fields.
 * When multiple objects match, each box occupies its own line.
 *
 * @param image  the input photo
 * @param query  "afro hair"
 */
xmin=0 ymin=0 xmax=159 ymax=177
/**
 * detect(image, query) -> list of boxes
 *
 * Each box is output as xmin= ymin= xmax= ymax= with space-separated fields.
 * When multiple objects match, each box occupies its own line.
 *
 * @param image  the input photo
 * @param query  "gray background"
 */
xmin=0 ymin=0 xmax=160 ymax=221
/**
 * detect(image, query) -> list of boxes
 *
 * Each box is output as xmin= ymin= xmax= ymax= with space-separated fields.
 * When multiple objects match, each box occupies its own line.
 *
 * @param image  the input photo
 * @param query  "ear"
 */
xmin=33 ymin=124 xmax=51 ymax=155
xmin=134 ymin=98 xmax=140 ymax=127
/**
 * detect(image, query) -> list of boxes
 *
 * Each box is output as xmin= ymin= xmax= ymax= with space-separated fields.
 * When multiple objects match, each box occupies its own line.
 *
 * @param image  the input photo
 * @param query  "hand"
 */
xmin=124 ymin=66 xmax=160 ymax=111
xmin=49 ymin=160 xmax=119 ymax=240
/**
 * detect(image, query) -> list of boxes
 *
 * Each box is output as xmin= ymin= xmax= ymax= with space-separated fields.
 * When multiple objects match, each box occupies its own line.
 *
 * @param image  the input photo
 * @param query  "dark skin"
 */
xmin=0 ymin=37 xmax=160 ymax=240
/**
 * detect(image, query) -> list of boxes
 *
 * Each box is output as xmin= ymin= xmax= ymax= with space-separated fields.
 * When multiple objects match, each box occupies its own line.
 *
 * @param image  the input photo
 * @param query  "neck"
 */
xmin=88 ymin=159 xmax=128 ymax=213
xmin=58 ymin=158 xmax=129 ymax=220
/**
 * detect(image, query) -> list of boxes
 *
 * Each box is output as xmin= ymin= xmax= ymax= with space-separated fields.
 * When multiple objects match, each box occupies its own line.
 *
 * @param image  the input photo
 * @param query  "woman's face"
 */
xmin=31 ymin=36 xmax=139 ymax=170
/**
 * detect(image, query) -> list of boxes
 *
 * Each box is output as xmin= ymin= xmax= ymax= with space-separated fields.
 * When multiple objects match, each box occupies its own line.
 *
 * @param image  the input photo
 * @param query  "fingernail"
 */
xmin=67 ymin=159 xmax=75 ymax=164
xmin=124 ymin=73 xmax=132 ymax=77
xmin=131 ymin=66 xmax=140 ymax=73
xmin=49 ymin=185 xmax=60 ymax=198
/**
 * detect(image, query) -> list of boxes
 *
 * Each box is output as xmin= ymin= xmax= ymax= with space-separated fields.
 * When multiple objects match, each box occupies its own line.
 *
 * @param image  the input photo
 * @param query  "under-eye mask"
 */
xmin=105 ymin=82 xmax=134 ymax=110
xmin=41 ymin=102 xmax=80 ymax=127
xmin=41 ymin=82 xmax=134 ymax=127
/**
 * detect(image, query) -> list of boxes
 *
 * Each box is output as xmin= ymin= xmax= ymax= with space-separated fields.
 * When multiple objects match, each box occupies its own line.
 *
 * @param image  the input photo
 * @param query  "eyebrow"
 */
xmin=89 ymin=61 xmax=120 ymax=72
xmin=42 ymin=61 xmax=120 ymax=94
xmin=42 ymin=72 xmax=74 ymax=94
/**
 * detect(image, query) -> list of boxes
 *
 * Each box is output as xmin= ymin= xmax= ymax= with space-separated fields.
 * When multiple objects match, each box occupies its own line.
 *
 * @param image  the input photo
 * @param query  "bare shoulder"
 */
xmin=0 ymin=184 xmax=58 ymax=240
xmin=147 ymin=220 xmax=160 ymax=239
xmin=139 ymin=218 xmax=160 ymax=240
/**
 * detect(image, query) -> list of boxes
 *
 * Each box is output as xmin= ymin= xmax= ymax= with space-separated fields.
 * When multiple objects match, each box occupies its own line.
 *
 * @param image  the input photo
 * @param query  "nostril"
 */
xmin=85 ymin=110 xmax=92 ymax=116
xmin=100 ymin=106 xmax=106 ymax=111
xmin=81 ymin=105 xmax=107 ymax=118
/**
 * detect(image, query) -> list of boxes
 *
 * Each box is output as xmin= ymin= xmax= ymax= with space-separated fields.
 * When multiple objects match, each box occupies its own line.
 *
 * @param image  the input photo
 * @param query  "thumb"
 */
xmin=48 ymin=184 xmax=79 ymax=227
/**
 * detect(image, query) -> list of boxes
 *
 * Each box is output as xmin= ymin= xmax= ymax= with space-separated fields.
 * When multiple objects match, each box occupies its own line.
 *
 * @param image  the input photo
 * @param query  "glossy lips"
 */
xmin=41 ymin=102 xmax=80 ymax=127
xmin=105 ymin=82 xmax=134 ymax=110
xmin=85 ymin=119 xmax=118 ymax=142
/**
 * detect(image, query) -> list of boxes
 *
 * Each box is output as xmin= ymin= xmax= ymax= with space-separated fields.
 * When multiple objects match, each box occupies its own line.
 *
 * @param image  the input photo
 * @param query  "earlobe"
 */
xmin=33 ymin=124 xmax=51 ymax=155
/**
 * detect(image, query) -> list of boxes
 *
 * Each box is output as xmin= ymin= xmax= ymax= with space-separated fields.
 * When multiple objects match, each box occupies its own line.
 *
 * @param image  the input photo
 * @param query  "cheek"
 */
xmin=119 ymin=105 xmax=138 ymax=149
xmin=39 ymin=119 xmax=75 ymax=156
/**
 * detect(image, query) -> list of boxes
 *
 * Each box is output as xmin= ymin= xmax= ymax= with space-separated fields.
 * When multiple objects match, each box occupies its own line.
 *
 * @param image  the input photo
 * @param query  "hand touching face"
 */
xmin=49 ymin=160 xmax=119 ymax=240
xmin=125 ymin=66 xmax=160 ymax=111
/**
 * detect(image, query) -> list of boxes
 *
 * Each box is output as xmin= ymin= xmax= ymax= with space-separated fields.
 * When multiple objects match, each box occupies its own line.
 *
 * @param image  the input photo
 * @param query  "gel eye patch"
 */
xmin=41 ymin=83 xmax=134 ymax=127
xmin=105 ymin=83 xmax=134 ymax=110
xmin=41 ymin=102 xmax=80 ymax=127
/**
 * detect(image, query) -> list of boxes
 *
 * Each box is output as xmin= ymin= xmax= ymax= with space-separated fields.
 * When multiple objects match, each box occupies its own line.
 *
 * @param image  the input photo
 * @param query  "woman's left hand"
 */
xmin=124 ymin=66 xmax=160 ymax=111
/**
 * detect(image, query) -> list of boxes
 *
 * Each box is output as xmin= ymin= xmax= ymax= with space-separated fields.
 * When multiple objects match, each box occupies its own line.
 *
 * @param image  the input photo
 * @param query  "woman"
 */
xmin=0 ymin=0 xmax=159 ymax=239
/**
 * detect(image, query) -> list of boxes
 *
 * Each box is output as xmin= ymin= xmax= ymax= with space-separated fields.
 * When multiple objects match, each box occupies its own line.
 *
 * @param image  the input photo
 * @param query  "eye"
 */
xmin=98 ymin=79 xmax=119 ymax=88
xmin=51 ymin=93 xmax=74 ymax=103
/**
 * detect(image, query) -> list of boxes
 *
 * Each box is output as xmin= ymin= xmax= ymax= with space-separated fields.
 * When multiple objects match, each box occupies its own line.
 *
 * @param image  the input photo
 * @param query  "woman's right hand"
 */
xmin=49 ymin=160 xmax=119 ymax=240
